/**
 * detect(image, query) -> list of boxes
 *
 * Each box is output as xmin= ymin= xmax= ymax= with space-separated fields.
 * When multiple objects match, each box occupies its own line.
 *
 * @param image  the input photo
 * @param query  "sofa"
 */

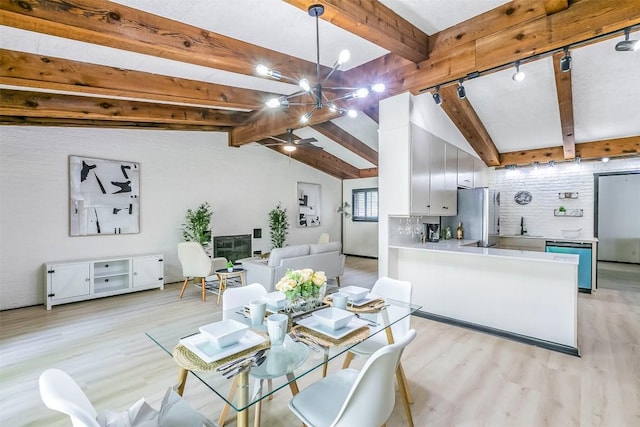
xmin=241 ymin=241 xmax=346 ymax=292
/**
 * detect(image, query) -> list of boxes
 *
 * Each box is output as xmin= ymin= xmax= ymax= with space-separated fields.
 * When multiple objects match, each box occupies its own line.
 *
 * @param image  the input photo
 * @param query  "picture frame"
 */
xmin=297 ymin=182 xmax=321 ymax=227
xmin=69 ymin=155 xmax=140 ymax=236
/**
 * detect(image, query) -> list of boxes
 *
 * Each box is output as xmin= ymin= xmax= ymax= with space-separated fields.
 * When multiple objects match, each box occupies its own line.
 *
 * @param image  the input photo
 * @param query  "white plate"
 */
xmin=296 ymin=316 xmax=368 ymax=339
xmin=349 ymin=293 xmax=382 ymax=307
xmin=179 ymin=330 xmax=266 ymax=364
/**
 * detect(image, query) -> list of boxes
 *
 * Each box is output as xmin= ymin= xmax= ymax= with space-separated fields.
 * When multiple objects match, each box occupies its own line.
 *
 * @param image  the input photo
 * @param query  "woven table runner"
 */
xmin=172 ymin=332 xmax=270 ymax=372
xmin=291 ymin=324 xmax=369 ymax=348
xmin=322 ymin=296 xmax=386 ymax=314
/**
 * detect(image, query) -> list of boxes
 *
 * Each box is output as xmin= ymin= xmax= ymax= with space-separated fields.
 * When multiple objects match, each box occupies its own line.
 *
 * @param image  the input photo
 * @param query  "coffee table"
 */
xmin=214 ymin=268 xmax=245 ymax=305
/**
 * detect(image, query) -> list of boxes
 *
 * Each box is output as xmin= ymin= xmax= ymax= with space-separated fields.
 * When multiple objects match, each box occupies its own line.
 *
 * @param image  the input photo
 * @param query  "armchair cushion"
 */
xmin=267 ymin=245 xmax=310 ymax=267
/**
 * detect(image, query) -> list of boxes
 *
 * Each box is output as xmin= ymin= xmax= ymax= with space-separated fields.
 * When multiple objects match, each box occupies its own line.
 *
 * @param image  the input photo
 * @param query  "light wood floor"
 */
xmin=1 ymin=256 xmax=639 ymax=426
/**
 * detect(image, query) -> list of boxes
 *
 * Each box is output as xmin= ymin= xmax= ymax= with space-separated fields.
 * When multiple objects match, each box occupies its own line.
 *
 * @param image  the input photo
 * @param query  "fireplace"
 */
xmin=213 ymin=234 xmax=252 ymax=263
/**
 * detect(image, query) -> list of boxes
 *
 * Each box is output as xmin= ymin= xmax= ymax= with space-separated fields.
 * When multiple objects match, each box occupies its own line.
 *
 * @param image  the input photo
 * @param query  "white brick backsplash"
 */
xmin=490 ymin=157 xmax=640 ymax=239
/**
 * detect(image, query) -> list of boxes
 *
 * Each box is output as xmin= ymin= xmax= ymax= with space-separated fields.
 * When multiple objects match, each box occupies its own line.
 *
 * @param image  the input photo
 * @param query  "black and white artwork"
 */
xmin=297 ymin=182 xmax=321 ymax=227
xmin=69 ymin=156 xmax=140 ymax=236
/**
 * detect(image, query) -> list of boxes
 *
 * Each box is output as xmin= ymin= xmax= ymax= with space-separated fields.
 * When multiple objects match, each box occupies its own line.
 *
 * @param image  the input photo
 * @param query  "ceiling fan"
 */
xmin=262 ymin=129 xmax=323 ymax=152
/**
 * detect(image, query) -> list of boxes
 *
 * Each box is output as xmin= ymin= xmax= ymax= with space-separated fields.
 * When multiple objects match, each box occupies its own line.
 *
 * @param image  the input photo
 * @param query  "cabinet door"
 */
xmin=410 ymin=126 xmax=431 ymax=214
xmin=474 ymin=158 xmax=487 ymax=188
xmin=428 ymin=139 xmax=447 ymax=214
xmin=48 ymin=263 xmax=90 ymax=300
xmin=132 ymin=256 xmax=163 ymax=288
xmin=442 ymin=143 xmax=458 ymax=214
xmin=457 ymin=149 xmax=474 ymax=188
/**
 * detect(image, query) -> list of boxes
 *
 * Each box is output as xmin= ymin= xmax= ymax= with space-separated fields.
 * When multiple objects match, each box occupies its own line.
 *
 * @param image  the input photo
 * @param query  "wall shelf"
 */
xmin=554 ymin=209 xmax=583 ymax=217
xmin=558 ymin=192 xmax=579 ymax=199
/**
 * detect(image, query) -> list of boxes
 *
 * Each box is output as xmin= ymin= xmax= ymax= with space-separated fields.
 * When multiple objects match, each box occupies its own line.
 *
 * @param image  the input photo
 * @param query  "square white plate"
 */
xmin=296 ymin=316 xmax=368 ymax=340
xmin=350 ymin=293 xmax=382 ymax=307
xmin=179 ymin=330 xmax=266 ymax=364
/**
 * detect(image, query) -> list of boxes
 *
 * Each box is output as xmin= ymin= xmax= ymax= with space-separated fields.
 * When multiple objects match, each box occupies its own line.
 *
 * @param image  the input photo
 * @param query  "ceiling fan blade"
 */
xmin=294 ymin=137 xmax=318 ymax=144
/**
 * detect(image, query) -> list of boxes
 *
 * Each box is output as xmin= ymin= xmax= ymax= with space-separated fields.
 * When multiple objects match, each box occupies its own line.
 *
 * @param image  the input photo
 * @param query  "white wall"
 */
xmin=0 ymin=127 xmax=341 ymax=310
xmin=490 ymin=157 xmax=640 ymax=241
xmin=597 ymin=173 xmax=640 ymax=263
xmin=342 ymin=177 xmax=378 ymax=257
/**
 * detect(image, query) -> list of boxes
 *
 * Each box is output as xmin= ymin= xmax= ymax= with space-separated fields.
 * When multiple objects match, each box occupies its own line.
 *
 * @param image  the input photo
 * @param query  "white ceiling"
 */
xmin=1 ymin=0 xmax=639 ymax=167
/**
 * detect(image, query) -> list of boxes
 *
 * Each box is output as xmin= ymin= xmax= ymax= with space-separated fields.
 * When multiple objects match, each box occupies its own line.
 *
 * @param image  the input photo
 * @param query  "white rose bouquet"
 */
xmin=275 ymin=268 xmax=327 ymax=300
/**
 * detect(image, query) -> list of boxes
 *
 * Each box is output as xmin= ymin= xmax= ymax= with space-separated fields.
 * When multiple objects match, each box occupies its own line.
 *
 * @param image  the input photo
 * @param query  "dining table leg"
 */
xmin=236 ymin=370 xmax=250 ymax=427
xmin=176 ymin=368 xmax=188 ymax=396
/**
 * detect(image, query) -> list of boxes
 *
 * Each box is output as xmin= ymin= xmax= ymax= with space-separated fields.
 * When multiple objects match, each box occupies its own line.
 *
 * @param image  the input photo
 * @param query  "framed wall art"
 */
xmin=69 ymin=155 xmax=140 ymax=236
xmin=297 ymin=182 xmax=321 ymax=227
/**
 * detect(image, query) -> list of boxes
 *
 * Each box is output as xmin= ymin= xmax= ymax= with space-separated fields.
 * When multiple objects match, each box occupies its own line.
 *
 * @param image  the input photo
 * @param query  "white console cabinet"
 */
xmin=45 ymin=254 xmax=163 ymax=309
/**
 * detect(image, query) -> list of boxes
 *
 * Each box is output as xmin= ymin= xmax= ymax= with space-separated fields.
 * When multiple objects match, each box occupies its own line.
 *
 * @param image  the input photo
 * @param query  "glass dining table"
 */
xmin=145 ymin=297 xmax=421 ymax=427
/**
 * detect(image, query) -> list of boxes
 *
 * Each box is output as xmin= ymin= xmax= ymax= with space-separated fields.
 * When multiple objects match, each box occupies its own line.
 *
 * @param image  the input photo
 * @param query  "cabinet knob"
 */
xmin=427 ymin=205 xmax=431 ymax=208
xmin=85 ymin=278 xmax=90 ymax=282
xmin=105 ymin=264 xmax=109 ymax=268
xmin=133 ymin=272 xmax=138 ymax=275
xmin=443 ymin=206 xmax=449 ymax=209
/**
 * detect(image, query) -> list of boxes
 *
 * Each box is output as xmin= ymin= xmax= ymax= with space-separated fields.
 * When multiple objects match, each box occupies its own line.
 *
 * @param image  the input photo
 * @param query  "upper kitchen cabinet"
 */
xmin=410 ymin=124 xmax=457 ymax=216
xmin=457 ymin=149 xmax=475 ymax=188
xmin=474 ymin=158 xmax=488 ymax=188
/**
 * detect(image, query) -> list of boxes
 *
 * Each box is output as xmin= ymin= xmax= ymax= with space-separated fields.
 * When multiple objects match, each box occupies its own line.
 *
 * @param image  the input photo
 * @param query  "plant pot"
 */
xmin=227 ymin=267 xmax=234 ymax=272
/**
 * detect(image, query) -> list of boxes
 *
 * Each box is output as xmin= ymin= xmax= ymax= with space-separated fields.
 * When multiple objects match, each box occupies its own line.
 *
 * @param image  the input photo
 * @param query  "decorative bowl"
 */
xmin=199 ymin=319 xmax=249 ymax=348
xmin=561 ymin=229 xmax=581 ymax=239
xmin=312 ymin=307 xmax=354 ymax=330
xmin=339 ymin=285 xmax=370 ymax=302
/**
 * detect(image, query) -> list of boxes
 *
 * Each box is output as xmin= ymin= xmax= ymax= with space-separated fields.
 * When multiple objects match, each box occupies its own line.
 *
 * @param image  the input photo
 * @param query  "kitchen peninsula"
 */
xmin=388 ymin=240 xmax=579 ymax=355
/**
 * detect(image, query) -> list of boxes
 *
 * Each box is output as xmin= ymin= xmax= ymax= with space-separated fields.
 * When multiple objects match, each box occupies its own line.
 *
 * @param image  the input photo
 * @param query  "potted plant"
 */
xmin=268 ymin=202 xmax=289 ymax=249
xmin=181 ymin=202 xmax=213 ymax=247
xmin=226 ymin=260 xmax=234 ymax=272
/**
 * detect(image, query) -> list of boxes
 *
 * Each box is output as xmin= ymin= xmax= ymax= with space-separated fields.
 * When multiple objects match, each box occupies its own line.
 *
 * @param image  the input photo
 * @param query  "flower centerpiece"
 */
xmin=275 ymin=268 xmax=327 ymax=313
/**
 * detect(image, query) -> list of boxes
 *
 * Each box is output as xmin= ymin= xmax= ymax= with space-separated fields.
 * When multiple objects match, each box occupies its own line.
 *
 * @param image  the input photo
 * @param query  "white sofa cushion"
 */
xmin=268 ymin=245 xmax=310 ymax=267
xmin=309 ymin=242 xmax=341 ymax=254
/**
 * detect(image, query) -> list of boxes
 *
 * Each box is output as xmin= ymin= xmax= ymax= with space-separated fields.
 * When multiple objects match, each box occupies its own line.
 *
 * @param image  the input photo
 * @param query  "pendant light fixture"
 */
xmin=512 ymin=60 xmax=525 ymax=81
xmin=615 ymin=28 xmax=640 ymax=51
xmin=256 ymin=4 xmax=385 ymax=123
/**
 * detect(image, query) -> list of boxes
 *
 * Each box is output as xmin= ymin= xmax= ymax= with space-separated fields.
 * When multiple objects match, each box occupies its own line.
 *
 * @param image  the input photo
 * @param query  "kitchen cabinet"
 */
xmin=410 ymin=124 xmax=457 ymax=216
xmin=45 ymin=254 xmax=163 ymax=309
xmin=498 ymin=237 xmax=546 ymax=251
xmin=474 ymin=158 xmax=488 ymax=188
xmin=457 ymin=149 xmax=474 ymax=188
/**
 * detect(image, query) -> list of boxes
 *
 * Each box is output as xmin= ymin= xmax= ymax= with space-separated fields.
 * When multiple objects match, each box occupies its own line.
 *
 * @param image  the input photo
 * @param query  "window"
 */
xmin=352 ymin=188 xmax=378 ymax=222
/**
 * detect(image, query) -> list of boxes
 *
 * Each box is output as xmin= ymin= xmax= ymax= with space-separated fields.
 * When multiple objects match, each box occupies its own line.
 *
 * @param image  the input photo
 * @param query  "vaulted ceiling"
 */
xmin=1 ymin=0 xmax=639 ymax=179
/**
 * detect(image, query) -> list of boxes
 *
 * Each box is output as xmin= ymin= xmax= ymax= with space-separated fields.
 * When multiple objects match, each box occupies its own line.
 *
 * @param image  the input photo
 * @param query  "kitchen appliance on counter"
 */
xmin=426 ymin=223 xmax=440 ymax=242
xmin=545 ymin=240 xmax=593 ymax=292
xmin=441 ymin=188 xmax=500 ymax=247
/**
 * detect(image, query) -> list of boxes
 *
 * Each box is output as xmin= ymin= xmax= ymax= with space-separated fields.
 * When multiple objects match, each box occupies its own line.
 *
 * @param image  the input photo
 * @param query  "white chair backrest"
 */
xmin=177 ymin=242 xmax=212 ymax=277
xmin=212 ymin=257 xmax=228 ymax=272
xmin=371 ymin=277 xmax=412 ymax=342
xmin=222 ymin=283 xmax=268 ymax=319
xmin=318 ymin=232 xmax=330 ymax=243
xmin=39 ymin=369 xmax=100 ymax=427
xmin=332 ymin=329 xmax=417 ymax=427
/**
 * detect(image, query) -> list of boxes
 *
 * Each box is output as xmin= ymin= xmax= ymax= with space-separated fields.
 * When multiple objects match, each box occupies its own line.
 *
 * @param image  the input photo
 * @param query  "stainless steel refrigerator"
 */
xmin=441 ymin=188 xmax=500 ymax=247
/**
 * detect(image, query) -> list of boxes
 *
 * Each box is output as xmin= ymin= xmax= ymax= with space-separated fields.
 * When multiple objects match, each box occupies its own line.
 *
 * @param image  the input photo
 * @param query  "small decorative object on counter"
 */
xmin=456 ymin=222 xmax=464 ymax=240
xmin=444 ymin=226 xmax=452 ymax=240
xmin=226 ymin=260 xmax=234 ymax=272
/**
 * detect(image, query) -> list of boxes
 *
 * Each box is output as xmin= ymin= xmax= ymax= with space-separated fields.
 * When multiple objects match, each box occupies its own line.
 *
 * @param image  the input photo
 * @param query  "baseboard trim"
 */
xmin=413 ymin=310 xmax=580 ymax=357
xmin=343 ymin=254 xmax=378 ymax=259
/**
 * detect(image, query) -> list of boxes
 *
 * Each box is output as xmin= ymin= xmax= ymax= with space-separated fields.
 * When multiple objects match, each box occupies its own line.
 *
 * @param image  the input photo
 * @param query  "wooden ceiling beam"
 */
xmin=499 ymin=136 xmax=640 ymax=166
xmin=358 ymin=168 xmax=378 ymax=178
xmin=552 ymin=51 xmax=576 ymax=159
xmin=0 ymin=49 xmax=268 ymax=111
xmin=439 ymin=85 xmax=501 ymax=167
xmin=0 ymin=89 xmax=248 ymax=126
xmin=283 ymin=0 xmax=429 ymax=63
xmin=0 ymin=116 xmax=230 ymax=131
xmin=311 ymin=121 xmax=378 ymax=166
xmin=0 ymin=0 xmax=333 ymax=87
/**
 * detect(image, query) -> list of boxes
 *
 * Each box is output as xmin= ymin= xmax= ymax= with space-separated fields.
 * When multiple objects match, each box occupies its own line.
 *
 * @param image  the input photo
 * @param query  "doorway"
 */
xmin=594 ymin=171 xmax=640 ymax=291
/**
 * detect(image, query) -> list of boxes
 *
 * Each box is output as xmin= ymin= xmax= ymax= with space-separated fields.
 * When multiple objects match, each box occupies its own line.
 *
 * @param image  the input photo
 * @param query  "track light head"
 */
xmin=560 ymin=48 xmax=572 ymax=73
xmin=512 ymin=61 xmax=525 ymax=81
xmin=433 ymin=85 xmax=442 ymax=106
xmin=615 ymin=28 xmax=640 ymax=51
xmin=457 ymin=80 xmax=466 ymax=99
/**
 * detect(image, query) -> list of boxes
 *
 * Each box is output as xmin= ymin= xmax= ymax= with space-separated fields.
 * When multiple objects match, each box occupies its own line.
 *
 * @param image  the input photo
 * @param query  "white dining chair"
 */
xmin=288 ymin=329 xmax=417 ymax=427
xmin=219 ymin=283 xmax=270 ymax=427
xmin=342 ymin=276 xmax=412 ymax=366
xmin=177 ymin=241 xmax=226 ymax=302
xmin=39 ymin=368 xmax=213 ymax=427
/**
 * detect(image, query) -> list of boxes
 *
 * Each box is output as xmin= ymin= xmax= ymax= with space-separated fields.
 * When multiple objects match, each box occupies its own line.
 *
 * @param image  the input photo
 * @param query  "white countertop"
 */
xmin=389 ymin=240 xmax=579 ymax=264
xmin=500 ymin=235 xmax=598 ymax=243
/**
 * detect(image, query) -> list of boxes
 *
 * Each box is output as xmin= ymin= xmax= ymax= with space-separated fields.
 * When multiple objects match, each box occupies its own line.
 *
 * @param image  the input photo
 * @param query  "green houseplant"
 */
xmin=268 ymin=202 xmax=289 ymax=249
xmin=181 ymin=202 xmax=213 ymax=247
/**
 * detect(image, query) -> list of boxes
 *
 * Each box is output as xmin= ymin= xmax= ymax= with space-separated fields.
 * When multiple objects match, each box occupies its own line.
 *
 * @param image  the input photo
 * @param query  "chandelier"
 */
xmin=255 ymin=4 xmax=385 ymax=123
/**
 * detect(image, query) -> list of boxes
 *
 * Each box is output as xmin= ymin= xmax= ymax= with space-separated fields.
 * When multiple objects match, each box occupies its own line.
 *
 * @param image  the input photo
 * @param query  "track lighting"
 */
xmin=601 ymin=157 xmax=610 ymax=163
xmin=512 ymin=61 xmax=525 ymax=81
xmin=548 ymin=161 xmax=555 ymax=167
xmin=615 ymin=28 xmax=640 ymax=51
xmin=560 ymin=47 xmax=572 ymax=73
xmin=457 ymin=79 xmax=466 ymax=99
xmin=432 ymin=85 xmax=442 ymax=106
xmin=573 ymin=157 xmax=582 ymax=169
